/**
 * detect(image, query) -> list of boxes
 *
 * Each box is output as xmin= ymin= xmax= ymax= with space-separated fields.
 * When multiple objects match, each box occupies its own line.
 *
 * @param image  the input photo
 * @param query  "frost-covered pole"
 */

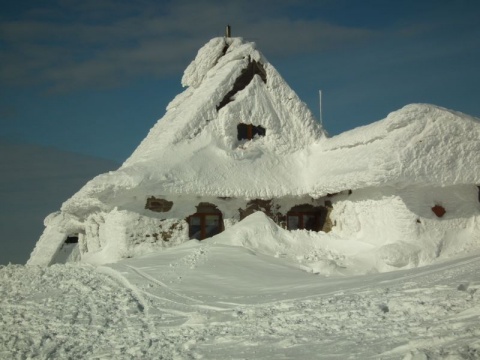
xmin=319 ymin=90 xmax=323 ymax=126
xmin=226 ymin=25 xmax=231 ymax=38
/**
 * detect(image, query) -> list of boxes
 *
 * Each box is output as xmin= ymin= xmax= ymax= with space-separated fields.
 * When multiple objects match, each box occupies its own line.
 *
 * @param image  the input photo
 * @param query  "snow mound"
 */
xmin=206 ymin=209 xmax=480 ymax=275
xmin=207 ymin=212 xmax=375 ymax=275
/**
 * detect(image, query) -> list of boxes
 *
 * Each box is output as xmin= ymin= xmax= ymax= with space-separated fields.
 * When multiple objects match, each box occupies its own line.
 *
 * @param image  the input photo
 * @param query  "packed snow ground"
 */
xmin=2 ymin=238 xmax=480 ymax=359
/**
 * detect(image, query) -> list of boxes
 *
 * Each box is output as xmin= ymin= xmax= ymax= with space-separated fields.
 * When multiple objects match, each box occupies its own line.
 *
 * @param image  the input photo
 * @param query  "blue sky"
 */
xmin=1 ymin=0 xmax=480 ymax=162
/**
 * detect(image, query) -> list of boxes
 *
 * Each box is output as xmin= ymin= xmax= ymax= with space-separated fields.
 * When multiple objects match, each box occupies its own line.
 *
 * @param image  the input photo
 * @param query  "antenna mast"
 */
xmin=225 ymin=25 xmax=231 ymax=38
xmin=319 ymin=90 xmax=323 ymax=126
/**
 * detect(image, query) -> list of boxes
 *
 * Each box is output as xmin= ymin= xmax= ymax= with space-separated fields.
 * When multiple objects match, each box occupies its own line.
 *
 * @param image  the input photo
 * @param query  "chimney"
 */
xmin=225 ymin=25 xmax=231 ymax=38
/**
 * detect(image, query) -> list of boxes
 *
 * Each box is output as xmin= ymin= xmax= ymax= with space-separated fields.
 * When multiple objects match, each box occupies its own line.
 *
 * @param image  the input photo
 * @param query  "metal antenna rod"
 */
xmin=225 ymin=25 xmax=231 ymax=38
xmin=319 ymin=90 xmax=323 ymax=126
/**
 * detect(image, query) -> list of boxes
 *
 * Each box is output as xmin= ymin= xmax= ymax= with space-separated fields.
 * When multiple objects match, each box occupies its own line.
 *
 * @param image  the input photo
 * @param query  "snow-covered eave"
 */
xmin=62 ymin=172 xmax=480 ymax=219
xmin=308 ymin=178 xmax=480 ymax=200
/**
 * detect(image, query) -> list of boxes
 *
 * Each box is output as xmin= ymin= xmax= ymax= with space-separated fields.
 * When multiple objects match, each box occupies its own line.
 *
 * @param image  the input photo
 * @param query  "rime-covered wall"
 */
xmin=330 ymin=185 xmax=480 ymax=269
xmin=33 ymin=195 xmax=332 ymax=265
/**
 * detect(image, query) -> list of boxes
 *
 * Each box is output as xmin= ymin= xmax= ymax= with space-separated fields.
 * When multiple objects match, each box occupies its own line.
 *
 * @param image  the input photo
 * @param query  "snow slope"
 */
xmin=3 ymin=238 xmax=480 ymax=359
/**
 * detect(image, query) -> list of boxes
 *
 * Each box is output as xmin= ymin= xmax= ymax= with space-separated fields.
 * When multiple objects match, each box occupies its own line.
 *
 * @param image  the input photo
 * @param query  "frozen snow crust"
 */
xmin=28 ymin=37 xmax=480 ymax=273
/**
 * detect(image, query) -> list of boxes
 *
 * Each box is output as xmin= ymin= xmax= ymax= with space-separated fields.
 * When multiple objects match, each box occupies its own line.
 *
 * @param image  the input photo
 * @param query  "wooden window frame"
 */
xmin=187 ymin=205 xmax=223 ymax=240
xmin=286 ymin=211 xmax=322 ymax=231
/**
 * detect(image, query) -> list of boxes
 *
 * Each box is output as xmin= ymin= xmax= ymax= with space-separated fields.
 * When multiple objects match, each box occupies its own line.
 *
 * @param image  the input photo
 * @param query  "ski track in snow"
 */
xmin=2 ymin=248 xmax=480 ymax=359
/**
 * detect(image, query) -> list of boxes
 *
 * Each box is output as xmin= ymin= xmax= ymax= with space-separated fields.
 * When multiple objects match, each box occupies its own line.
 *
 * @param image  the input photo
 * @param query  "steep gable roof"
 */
xmin=124 ymin=37 xmax=324 ymax=166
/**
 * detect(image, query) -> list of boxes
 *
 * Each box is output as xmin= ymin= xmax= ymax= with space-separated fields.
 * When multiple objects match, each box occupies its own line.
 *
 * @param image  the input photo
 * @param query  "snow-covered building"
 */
xmin=28 ymin=35 xmax=480 ymax=270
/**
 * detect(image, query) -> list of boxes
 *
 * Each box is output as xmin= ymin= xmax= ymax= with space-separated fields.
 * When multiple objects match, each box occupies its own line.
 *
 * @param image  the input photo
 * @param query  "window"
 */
xmin=65 ymin=235 xmax=79 ymax=244
xmin=187 ymin=203 xmax=223 ymax=240
xmin=237 ymin=123 xmax=266 ymax=141
xmin=287 ymin=213 xmax=320 ymax=231
xmin=286 ymin=204 xmax=326 ymax=232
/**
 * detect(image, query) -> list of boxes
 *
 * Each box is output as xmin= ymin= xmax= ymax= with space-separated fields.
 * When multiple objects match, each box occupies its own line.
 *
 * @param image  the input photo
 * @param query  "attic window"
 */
xmin=237 ymin=123 xmax=266 ymax=141
xmin=287 ymin=204 xmax=327 ymax=232
xmin=187 ymin=203 xmax=223 ymax=240
xmin=145 ymin=197 xmax=173 ymax=212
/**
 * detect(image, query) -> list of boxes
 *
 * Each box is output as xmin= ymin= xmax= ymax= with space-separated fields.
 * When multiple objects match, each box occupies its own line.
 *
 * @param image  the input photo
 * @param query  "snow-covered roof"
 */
xmin=60 ymin=37 xmax=480 ymax=216
xmin=125 ymin=37 xmax=324 ymax=164
xmin=307 ymin=103 xmax=480 ymax=195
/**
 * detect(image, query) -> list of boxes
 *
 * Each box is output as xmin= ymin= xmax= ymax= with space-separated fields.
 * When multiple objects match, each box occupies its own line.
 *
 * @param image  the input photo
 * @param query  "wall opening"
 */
xmin=65 ymin=235 xmax=79 ymax=244
xmin=187 ymin=203 xmax=223 ymax=240
xmin=237 ymin=123 xmax=266 ymax=141
xmin=145 ymin=197 xmax=173 ymax=212
xmin=432 ymin=205 xmax=446 ymax=218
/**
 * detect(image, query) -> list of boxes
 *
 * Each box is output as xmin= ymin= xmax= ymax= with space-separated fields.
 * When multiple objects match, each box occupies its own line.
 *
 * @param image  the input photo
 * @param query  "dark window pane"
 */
xmin=287 ymin=215 xmax=300 ymax=230
xmin=65 ymin=236 xmax=78 ymax=244
xmin=303 ymin=214 xmax=317 ymax=231
xmin=190 ymin=216 xmax=201 ymax=225
xmin=253 ymin=125 xmax=266 ymax=138
xmin=238 ymin=123 xmax=266 ymax=140
xmin=189 ymin=216 xmax=202 ymax=240
xmin=190 ymin=226 xmax=202 ymax=240
xmin=205 ymin=215 xmax=221 ymax=237
xmin=237 ymin=123 xmax=249 ymax=140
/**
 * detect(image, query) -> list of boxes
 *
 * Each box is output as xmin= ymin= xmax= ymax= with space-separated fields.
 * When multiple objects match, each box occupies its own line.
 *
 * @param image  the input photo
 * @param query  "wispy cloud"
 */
xmin=0 ymin=0 xmax=379 ymax=92
xmin=3 ymin=0 xmax=478 ymax=93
